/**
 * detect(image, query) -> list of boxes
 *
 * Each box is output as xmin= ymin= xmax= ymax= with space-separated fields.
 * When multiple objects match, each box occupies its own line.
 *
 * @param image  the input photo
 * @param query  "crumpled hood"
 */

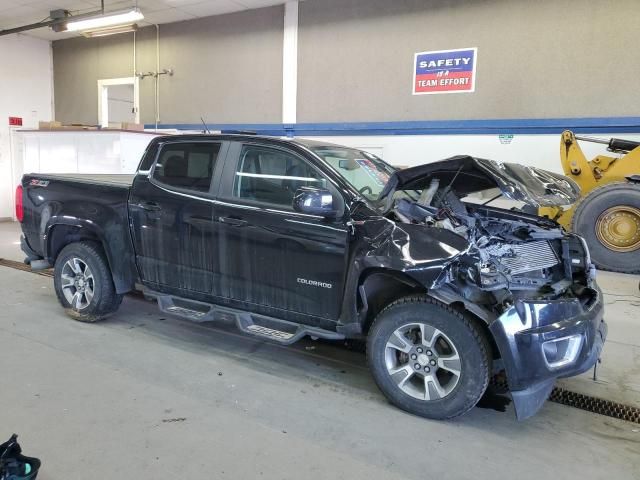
xmin=379 ymin=155 xmax=580 ymax=207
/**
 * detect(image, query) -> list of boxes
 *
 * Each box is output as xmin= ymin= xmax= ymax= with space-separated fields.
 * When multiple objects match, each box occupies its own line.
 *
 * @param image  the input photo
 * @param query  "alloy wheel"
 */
xmin=60 ymin=257 xmax=95 ymax=310
xmin=384 ymin=322 xmax=461 ymax=401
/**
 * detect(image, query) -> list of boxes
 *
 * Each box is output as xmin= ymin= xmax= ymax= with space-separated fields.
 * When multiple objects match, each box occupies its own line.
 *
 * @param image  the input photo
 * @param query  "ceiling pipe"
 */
xmin=0 ymin=0 xmax=104 ymax=37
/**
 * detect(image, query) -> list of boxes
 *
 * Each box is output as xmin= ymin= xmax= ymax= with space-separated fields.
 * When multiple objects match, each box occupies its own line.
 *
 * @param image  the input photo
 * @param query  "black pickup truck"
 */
xmin=16 ymin=134 xmax=606 ymax=420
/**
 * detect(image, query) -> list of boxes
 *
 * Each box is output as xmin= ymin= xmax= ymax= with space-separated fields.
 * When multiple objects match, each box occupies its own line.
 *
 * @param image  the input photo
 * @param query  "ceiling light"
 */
xmin=66 ymin=8 xmax=144 ymax=32
xmin=82 ymin=23 xmax=139 ymax=37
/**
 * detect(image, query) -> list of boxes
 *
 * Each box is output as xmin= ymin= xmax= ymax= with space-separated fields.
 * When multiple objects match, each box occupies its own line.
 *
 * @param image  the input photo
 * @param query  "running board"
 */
xmin=149 ymin=291 xmax=344 ymax=345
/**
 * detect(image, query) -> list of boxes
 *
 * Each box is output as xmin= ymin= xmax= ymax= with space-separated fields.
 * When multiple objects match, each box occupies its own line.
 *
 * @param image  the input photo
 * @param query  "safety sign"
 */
xmin=413 ymin=47 xmax=477 ymax=95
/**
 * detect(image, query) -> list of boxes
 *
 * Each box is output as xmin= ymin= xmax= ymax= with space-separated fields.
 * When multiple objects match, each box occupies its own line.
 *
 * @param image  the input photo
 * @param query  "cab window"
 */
xmin=153 ymin=142 xmax=221 ymax=193
xmin=233 ymin=145 xmax=326 ymax=208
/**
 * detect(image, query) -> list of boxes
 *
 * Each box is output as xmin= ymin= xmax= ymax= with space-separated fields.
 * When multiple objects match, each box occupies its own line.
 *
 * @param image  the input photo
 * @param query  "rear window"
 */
xmin=153 ymin=142 xmax=221 ymax=193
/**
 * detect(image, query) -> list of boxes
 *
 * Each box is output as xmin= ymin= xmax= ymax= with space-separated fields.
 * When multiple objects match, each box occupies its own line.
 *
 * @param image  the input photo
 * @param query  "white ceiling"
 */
xmin=0 ymin=0 xmax=289 ymax=40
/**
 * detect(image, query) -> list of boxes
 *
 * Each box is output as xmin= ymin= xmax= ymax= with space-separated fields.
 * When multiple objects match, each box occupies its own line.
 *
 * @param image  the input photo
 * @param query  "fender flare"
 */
xmin=44 ymin=216 xmax=136 ymax=294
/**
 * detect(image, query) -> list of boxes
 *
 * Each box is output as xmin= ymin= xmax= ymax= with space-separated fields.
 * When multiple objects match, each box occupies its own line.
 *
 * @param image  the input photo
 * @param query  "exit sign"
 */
xmin=9 ymin=116 xmax=23 ymax=126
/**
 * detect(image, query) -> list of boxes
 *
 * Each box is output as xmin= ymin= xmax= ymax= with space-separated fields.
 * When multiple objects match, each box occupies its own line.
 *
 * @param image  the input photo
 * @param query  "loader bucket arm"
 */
xmin=560 ymin=130 xmax=598 ymax=192
xmin=608 ymin=138 xmax=640 ymax=153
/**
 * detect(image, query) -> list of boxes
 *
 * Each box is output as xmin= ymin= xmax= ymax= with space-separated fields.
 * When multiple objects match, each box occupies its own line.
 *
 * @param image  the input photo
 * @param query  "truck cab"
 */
xmin=128 ymin=136 xmax=353 ymax=326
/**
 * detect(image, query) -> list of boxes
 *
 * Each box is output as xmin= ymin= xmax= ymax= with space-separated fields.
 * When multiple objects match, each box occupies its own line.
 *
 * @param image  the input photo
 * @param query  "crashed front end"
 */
xmin=491 ymin=282 xmax=605 ymax=419
xmin=381 ymin=156 xmax=607 ymax=419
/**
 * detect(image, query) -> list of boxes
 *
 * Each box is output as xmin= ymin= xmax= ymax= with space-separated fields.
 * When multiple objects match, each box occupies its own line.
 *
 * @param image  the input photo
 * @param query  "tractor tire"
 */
xmin=571 ymin=182 xmax=640 ymax=273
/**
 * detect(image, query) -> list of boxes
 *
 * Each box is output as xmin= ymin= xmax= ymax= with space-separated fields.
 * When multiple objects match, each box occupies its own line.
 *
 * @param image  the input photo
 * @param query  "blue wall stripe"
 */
xmin=145 ymin=117 xmax=640 ymax=136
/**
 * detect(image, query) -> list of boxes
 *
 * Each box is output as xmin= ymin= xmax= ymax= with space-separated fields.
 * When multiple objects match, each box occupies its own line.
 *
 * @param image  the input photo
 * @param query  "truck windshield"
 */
xmin=309 ymin=146 xmax=396 ymax=201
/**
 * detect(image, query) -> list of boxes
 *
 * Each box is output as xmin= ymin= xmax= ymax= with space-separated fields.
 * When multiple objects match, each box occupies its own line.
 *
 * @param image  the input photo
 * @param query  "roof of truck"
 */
xmin=150 ymin=133 xmax=346 ymax=150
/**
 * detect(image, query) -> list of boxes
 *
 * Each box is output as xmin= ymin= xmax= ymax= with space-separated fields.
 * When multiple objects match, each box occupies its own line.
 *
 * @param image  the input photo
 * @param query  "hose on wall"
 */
xmin=155 ymin=24 xmax=160 ymax=131
xmin=133 ymin=23 xmax=163 ymax=131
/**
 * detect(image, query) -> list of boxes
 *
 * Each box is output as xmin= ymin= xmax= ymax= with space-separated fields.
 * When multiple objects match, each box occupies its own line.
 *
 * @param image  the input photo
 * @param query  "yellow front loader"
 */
xmin=539 ymin=130 xmax=640 ymax=273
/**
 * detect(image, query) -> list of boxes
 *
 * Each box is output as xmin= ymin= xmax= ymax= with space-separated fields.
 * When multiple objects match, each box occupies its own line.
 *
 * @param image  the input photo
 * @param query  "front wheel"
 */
xmin=53 ymin=241 xmax=123 ymax=322
xmin=367 ymin=296 xmax=491 ymax=420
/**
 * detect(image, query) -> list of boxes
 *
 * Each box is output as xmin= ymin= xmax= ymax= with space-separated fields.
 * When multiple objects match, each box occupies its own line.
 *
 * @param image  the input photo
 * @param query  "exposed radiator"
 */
xmin=486 ymin=240 xmax=560 ymax=274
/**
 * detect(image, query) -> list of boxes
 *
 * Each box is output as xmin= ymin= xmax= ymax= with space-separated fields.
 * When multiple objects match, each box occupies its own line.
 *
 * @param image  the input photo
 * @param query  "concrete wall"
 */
xmin=53 ymin=6 xmax=284 ymax=125
xmin=53 ymin=31 xmax=134 ymax=125
xmin=0 ymin=34 xmax=53 ymax=219
xmin=49 ymin=0 xmax=640 ymax=173
xmin=297 ymin=0 xmax=640 ymax=122
xmin=53 ymin=0 xmax=640 ymax=126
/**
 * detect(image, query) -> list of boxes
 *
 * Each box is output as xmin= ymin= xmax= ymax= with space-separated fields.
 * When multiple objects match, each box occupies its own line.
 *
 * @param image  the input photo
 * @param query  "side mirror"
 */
xmin=293 ymin=187 xmax=340 ymax=218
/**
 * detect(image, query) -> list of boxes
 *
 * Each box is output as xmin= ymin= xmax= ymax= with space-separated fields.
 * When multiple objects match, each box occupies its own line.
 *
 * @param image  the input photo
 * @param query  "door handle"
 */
xmin=219 ymin=216 xmax=248 ymax=227
xmin=136 ymin=201 xmax=161 ymax=212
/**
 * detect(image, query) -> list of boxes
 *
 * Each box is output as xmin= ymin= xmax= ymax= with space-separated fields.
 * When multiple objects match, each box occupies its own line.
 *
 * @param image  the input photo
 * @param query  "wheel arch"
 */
xmin=426 ymin=287 xmax=500 ymax=363
xmin=358 ymin=268 xmax=427 ymax=335
xmin=47 ymin=223 xmax=100 ymax=262
xmin=46 ymin=220 xmax=136 ymax=294
xmin=358 ymin=273 xmax=500 ymax=363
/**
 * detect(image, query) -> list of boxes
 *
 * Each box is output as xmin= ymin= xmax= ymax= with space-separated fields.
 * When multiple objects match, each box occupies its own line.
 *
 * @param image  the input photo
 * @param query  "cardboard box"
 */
xmin=68 ymin=124 xmax=98 ymax=130
xmin=107 ymin=122 xmax=145 ymax=131
xmin=38 ymin=121 xmax=100 ymax=131
xmin=38 ymin=120 xmax=62 ymax=129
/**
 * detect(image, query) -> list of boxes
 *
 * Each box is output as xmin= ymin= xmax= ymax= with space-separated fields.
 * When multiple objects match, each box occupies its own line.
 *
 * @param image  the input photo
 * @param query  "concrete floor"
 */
xmin=1 ymin=221 xmax=639 ymax=479
xmin=0 ymin=221 xmax=24 ymax=262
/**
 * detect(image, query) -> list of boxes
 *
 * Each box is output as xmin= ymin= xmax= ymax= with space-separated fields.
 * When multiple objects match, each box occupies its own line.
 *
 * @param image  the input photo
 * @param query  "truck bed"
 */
xmin=20 ymin=172 xmax=136 ymax=293
xmin=31 ymin=173 xmax=135 ymax=187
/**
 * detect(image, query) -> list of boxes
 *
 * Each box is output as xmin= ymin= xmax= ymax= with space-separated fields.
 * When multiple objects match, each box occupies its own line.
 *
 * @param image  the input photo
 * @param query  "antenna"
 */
xmin=448 ymin=164 xmax=464 ymax=187
xmin=434 ymin=164 xmax=465 ymax=210
xmin=200 ymin=116 xmax=211 ymax=134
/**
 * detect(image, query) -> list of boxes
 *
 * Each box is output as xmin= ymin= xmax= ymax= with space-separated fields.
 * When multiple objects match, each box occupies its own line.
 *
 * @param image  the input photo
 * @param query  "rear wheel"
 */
xmin=572 ymin=182 xmax=640 ymax=273
xmin=53 ymin=241 xmax=123 ymax=322
xmin=367 ymin=296 xmax=491 ymax=420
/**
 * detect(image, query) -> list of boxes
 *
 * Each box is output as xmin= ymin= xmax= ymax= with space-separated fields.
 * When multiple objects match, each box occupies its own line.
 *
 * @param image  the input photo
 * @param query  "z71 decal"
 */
xmin=29 ymin=179 xmax=50 ymax=187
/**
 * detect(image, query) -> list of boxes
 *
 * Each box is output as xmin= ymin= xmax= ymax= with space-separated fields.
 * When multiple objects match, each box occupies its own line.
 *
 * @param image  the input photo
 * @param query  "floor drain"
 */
xmin=491 ymin=374 xmax=640 ymax=423
xmin=549 ymin=387 xmax=640 ymax=424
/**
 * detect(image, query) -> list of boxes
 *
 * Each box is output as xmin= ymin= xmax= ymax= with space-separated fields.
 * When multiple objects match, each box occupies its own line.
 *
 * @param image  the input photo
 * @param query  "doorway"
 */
xmin=97 ymin=77 xmax=140 ymax=128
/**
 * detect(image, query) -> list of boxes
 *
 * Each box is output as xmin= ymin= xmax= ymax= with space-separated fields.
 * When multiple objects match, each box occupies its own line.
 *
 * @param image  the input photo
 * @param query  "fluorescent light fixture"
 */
xmin=82 ymin=24 xmax=138 ymax=37
xmin=66 ymin=8 xmax=144 ymax=32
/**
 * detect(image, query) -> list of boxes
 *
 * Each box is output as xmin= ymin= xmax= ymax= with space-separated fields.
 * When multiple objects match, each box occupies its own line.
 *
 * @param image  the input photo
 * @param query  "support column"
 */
xmin=282 ymin=1 xmax=298 ymax=127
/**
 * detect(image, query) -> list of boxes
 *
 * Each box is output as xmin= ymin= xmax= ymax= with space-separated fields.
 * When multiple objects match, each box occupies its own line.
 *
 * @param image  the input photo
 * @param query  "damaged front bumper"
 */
xmin=489 ymin=284 xmax=607 ymax=420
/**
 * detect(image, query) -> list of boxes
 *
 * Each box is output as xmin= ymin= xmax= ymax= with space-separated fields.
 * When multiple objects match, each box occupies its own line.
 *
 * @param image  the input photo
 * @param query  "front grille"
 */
xmin=487 ymin=240 xmax=559 ymax=275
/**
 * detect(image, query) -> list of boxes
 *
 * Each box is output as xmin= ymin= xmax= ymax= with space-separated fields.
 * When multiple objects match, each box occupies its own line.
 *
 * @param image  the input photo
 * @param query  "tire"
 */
xmin=53 ymin=241 xmax=123 ymax=322
xmin=367 ymin=296 xmax=491 ymax=420
xmin=571 ymin=182 xmax=640 ymax=273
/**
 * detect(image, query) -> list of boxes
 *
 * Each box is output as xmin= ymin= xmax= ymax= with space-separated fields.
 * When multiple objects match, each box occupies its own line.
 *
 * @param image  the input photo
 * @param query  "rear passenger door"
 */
xmin=129 ymin=140 xmax=227 ymax=297
xmin=214 ymin=142 xmax=350 ymax=322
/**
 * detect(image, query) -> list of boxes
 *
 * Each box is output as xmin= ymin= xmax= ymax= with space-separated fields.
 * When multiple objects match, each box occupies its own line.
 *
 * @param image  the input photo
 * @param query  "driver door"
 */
xmin=214 ymin=142 xmax=350 ymax=322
